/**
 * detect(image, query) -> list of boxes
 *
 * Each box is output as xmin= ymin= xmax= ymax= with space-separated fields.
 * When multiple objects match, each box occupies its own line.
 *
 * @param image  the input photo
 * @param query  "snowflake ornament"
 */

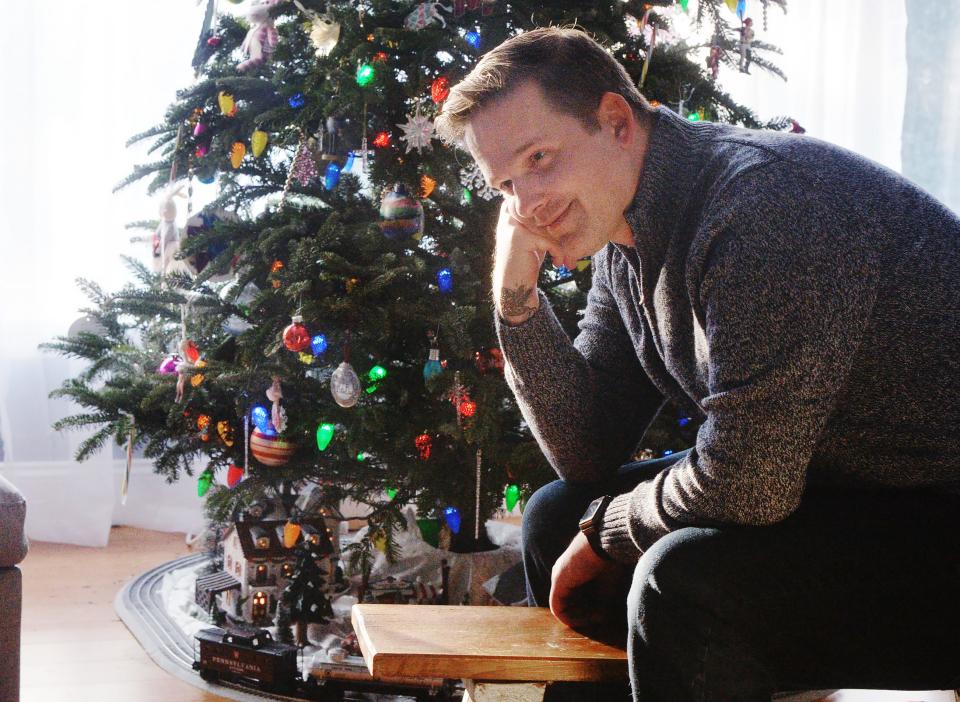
xmin=459 ymin=162 xmax=499 ymax=201
xmin=398 ymin=110 xmax=436 ymax=153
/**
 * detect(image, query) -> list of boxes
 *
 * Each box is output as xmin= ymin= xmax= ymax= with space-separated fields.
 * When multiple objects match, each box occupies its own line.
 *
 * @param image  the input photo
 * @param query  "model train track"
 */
xmin=115 ymin=553 xmax=445 ymax=701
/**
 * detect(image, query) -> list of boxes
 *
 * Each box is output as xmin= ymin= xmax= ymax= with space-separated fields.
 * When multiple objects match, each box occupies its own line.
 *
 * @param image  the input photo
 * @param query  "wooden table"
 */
xmin=351 ymin=604 xmax=628 ymax=701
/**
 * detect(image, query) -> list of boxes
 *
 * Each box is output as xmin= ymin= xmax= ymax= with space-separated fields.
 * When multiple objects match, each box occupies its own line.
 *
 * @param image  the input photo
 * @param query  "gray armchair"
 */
xmin=0 ymin=474 xmax=27 ymax=702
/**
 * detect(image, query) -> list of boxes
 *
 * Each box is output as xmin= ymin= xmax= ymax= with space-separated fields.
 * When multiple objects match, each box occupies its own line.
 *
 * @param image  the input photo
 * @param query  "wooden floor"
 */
xmin=20 ymin=526 xmax=230 ymax=702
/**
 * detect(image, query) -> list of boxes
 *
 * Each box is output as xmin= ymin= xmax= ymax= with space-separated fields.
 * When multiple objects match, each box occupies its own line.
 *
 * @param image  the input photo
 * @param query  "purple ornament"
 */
xmin=157 ymin=354 xmax=182 ymax=375
xmin=193 ymin=122 xmax=207 ymax=137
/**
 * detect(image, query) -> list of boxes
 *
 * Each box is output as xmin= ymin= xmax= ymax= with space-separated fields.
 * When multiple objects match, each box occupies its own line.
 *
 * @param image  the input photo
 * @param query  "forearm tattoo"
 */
xmin=500 ymin=284 xmax=538 ymax=322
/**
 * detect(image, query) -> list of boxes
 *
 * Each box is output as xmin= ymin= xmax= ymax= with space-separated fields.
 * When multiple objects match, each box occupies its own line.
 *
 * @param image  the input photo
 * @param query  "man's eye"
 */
xmin=531 ymin=151 xmax=545 ymax=163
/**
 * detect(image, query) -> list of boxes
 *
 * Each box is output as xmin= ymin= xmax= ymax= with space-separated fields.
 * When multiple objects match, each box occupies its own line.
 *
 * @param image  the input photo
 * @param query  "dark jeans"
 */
xmin=522 ymin=450 xmax=960 ymax=702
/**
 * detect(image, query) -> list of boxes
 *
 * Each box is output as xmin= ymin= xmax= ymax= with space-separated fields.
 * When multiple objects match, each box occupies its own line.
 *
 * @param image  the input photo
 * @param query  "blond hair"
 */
xmin=435 ymin=26 xmax=653 ymax=145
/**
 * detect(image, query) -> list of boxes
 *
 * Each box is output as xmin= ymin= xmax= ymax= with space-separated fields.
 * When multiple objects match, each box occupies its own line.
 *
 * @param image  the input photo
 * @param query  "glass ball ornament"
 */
xmin=283 ymin=316 xmax=312 ymax=352
xmin=464 ymin=30 xmax=481 ymax=49
xmin=331 ymin=361 xmax=361 ymax=408
xmin=373 ymin=131 xmax=391 ymax=148
xmin=157 ymin=354 xmax=181 ymax=375
xmin=289 ymin=92 xmax=305 ymax=109
xmin=379 ymin=184 xmax=424 ymax=241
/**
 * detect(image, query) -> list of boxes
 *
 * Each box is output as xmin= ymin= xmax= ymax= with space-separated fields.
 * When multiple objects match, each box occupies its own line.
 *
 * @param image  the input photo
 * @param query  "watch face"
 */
xmin=581 ymin=497 xmax=605 ymax=527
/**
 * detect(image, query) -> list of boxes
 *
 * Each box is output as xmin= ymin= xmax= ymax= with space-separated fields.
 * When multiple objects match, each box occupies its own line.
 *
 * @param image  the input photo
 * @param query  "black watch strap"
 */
xmin=579 ymin=495 xmax=615 ymax=562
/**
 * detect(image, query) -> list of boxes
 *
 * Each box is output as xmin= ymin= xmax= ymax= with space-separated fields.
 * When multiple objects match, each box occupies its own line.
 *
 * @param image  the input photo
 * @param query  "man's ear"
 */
xmin=597 ymin=92 xmax=636 ymax=146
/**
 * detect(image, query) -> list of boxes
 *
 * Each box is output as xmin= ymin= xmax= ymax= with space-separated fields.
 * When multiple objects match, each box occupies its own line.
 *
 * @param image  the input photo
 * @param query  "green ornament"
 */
xmin=356 ymin=63 xmax=375 ymax=86
xmin=357 ymin=451 xmax=371 ymax=461
xmin=386 ymin=487 xmax=398 ymax=500
xmin=463 ymin=188 xmax=473 ymax=203
xmin=197 ymin=470 xmax=213 ymax=497
xmin=504 ymin=484 xmax=521 ymax=512
xmin=416 ymin=517 xmax=440 ymax=547
xmin=316 ymin=422 xmax=335 ymax=451
xmin=680 ymin=0 xmax=689 ymax=10
xmin=365 ymin=364 xmax=388 ymax=393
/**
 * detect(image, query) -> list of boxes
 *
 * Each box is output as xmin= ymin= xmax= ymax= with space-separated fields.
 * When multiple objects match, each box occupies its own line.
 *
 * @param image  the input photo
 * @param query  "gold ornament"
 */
xmin=216 ymin=420 xmax=235 ymax=447
xmin=420 ymin=174 xmax=437 ymax=198
xmin=218 ymin=91 xmax=237 ymax=117
xmin=251 ymin=129 xmax=269 ymax=157
xmin=230 ymin=142 xmax=246 ymax=168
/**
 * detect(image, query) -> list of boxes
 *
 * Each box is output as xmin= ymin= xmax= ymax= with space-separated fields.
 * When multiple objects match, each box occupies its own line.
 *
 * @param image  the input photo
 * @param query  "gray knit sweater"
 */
xmin=496 ymin=107 xmax=960 ymax=564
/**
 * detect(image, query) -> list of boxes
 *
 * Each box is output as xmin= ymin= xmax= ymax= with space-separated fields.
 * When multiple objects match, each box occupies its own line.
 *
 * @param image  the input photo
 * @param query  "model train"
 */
xmin=193 ymin=625 xmax=451 ymax=701
xmin=193 ymin=626 xmax=300 ymax=694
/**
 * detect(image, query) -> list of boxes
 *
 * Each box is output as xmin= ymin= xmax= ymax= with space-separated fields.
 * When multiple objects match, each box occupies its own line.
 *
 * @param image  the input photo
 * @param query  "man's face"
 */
xmin=464 ymin=80 xmax=636 ymax=268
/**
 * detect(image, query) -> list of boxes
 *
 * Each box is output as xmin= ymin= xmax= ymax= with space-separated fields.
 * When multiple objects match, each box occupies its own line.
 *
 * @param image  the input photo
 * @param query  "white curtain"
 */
xmin=0 ymin=1 xmax=955 ymax=546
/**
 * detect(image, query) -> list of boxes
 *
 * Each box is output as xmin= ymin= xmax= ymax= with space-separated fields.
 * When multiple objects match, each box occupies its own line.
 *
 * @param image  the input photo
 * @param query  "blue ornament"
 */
xmin=423 ymin=360 xmax=443 ymax=381
xmin=443 ymin=506 xmax=461 ymax=534
xmin=324 ymin=162 xmax=341 ymax=190
xmin=556 ymin=265 xmax=572 ymax=279
xmin=465 ymin=31 xmax=481 ymax=50
xmin=288 ymin=92 xmax=305 ymax=109
xmin=678 ymin=417 xmax=691 ymax=427
xmin=736 ymin=0 xmax=746 ymax=18
xmin=344 ymin=151 xmax=356 ymax=172
xmin=663 ymin=449 xmax=674 ymax=456
xmin=311 ymin=334 xmax=328 ymax=356
xmin=437 ymin=267 xmax=453 ymax=293
xmin=251 ymin=405 xmax=274 ymax=435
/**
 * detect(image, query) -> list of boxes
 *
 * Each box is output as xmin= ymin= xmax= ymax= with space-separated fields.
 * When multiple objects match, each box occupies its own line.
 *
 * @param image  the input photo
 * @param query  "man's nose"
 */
xmin=512 ymin=178 xmax=546 ymax=221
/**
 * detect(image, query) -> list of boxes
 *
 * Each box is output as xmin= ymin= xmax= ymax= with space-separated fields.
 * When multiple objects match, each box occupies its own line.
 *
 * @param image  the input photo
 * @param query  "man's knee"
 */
xmin=628 ymin=527 xmax=717 ymax=631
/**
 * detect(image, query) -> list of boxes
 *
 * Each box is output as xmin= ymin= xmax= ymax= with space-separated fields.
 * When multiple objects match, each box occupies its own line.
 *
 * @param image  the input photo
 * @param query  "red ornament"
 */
xmin=431 ymin=76 xmax=450 ymax=104
xmin=206 ymin=35 xmax=222 ymax=47
xmin=415 ymin=433 xmax=432 ymax=460
xmin=373 ymin=131 xmax=391 ymax=148
xmin=226 ymin=464 xmax=244 ymax=488
xmin=459 ymin=399 xmax=477 ymax=417
xmin=250 ymin=429 xmax=297 ymax=467
xmin=475 ymin=347 xmax=505 ymax=374
xmin=373 ymin=51 xmax=389 ymax=62
xmin=182 ymin=339 xmax=201 ymax=363
xmin=282 ymin=316 xmax=311 ymax=352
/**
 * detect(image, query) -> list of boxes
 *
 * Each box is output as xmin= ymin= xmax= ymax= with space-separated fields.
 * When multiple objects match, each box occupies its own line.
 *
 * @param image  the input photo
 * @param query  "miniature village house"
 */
xmin=196 ymin=515 xmax=337 ymax=624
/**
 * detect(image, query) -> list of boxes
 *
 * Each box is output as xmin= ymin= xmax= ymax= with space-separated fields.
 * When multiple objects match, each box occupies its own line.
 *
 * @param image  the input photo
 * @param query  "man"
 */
xmin=434 ymin=27 xmax=960 ymax=702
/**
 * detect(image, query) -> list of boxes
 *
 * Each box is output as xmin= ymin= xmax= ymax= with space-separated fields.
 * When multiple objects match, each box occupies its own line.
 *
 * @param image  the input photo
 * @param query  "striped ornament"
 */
xmin=249 ymin=428 xmax=297 ymax=467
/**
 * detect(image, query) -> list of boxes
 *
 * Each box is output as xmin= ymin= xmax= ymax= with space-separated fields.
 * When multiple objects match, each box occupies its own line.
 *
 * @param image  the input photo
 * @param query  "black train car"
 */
xmin=193 ymin=626 xmax=299 ymax=693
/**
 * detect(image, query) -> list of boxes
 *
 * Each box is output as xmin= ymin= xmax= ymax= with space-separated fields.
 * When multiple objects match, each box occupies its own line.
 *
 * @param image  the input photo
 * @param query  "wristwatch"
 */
xmin=579 ymin=495 xmax=615 ymax=561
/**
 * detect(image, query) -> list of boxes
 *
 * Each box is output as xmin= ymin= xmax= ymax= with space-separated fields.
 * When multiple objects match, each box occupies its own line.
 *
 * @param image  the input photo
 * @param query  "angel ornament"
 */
xmin=293 ymin=0 xmax=340 ymax=57
xmin=238 ymin=0 xmax=284 ymax=72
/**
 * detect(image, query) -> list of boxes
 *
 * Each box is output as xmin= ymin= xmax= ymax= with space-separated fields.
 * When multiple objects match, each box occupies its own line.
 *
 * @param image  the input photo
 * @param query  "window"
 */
xmin=282 ymin=563 xmax=294 ymax=579
xmin=255 ymin=564 xmax=268 ymax=584
xmin=252 ymin=591 xmax=268 ymax=620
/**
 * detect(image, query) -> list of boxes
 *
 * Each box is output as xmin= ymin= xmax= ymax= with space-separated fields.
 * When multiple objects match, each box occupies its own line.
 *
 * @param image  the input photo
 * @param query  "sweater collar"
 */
xmin=618 ymin=107 xmax=711 ymax=269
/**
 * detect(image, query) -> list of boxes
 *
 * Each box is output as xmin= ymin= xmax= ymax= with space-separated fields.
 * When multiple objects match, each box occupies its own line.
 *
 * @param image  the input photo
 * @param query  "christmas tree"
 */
xmin=44 ymin=0 xmax=787 ymax=559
